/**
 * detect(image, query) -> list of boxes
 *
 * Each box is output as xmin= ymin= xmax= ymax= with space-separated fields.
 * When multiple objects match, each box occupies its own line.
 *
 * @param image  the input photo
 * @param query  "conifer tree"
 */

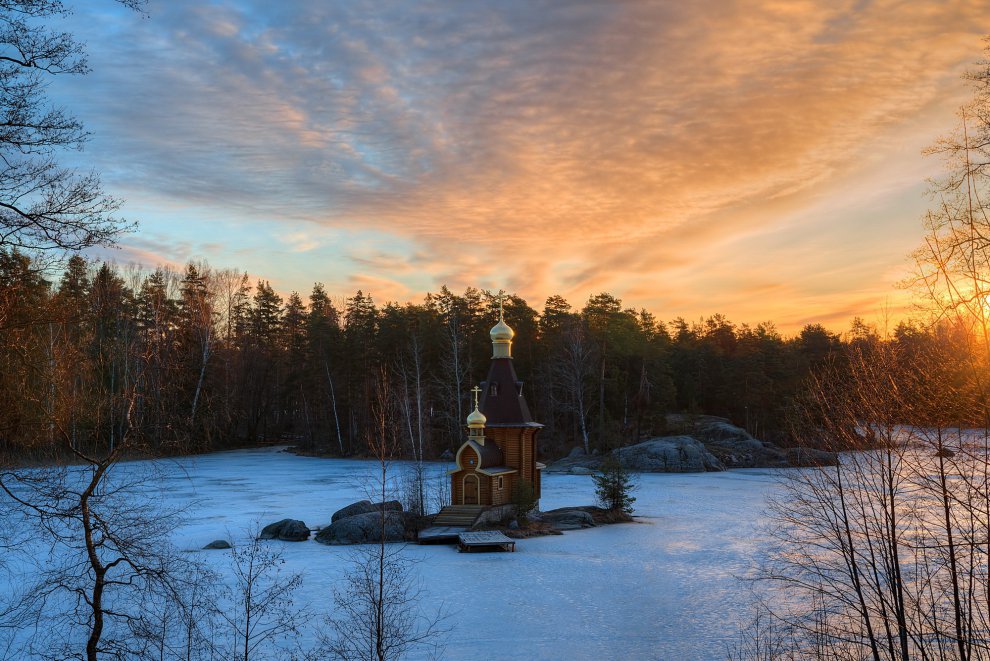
xmin=593 ymin=456 xmax=636 ymax=514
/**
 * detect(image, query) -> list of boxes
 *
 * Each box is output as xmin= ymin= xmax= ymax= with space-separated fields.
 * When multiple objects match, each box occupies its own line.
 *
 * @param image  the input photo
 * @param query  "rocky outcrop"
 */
xmin=259 ymin=519 xmax=310 ymax=541
xmin=543 ymin=454 xmax=603 ymax=474
xmin=546 ymin=416 xmax=838 ymax=472
xmin=318 ymin=500 xmax=425 ymax=545
xmin=540 ymin=507 xmax=596 ymax=530
xmin=203 ymin=539 xmax=231 ymax=550
xmin=315 ymin=511 xmax=411 ymax=545
xmin=614 ymin=436 xmax=724 ymax=473
xmin=331 ymin=500 xmax=402 ymax=523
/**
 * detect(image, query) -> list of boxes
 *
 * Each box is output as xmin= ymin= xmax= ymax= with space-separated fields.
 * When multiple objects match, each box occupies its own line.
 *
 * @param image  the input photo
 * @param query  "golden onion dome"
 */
xmin=466 ymin=405 xmax=487 ymax=428
xmin=490 ymin=317 xmax=514 ymax=342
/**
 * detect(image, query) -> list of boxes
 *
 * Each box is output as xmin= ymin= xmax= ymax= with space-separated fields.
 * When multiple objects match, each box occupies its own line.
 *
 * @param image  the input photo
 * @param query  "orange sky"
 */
xmin=65 ymin=0 xmax=990 ymax=333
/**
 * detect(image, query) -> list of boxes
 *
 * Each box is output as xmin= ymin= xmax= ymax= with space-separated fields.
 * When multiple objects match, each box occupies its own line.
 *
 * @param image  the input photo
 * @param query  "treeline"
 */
xmin=0 ymin=249 xmax=971 ymax=461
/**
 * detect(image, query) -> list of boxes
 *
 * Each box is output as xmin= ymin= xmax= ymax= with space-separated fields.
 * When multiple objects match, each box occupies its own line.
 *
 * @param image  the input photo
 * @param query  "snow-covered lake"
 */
xmin=146 ymin=446 xmax=780 ymax=661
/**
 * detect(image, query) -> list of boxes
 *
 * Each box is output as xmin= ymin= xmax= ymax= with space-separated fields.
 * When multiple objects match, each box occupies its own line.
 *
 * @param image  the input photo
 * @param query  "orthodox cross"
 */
xmin=471 ymin=385 xmax=481 ymax=409
xmin=496 ymin=289 xmax=506 ymax=319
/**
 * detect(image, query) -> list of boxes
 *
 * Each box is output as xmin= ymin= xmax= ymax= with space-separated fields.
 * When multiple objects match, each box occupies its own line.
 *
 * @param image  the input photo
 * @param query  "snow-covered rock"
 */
xmin=259 ymin=518 xmax=310 ymax=541
xmin=203 ymin=539 xmax=231 ymax=550
xmin=614 ymin=436 xmax=724 ymax=473
xmin=315 ymin=511 xmax=408 ymax=545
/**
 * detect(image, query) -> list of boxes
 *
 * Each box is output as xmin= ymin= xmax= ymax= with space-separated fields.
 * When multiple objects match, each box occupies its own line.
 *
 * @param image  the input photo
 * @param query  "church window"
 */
xmin=497 ymin=476 xmax=504 ymax=490
xmin=489 ymin=383 xmax=499 ymax=396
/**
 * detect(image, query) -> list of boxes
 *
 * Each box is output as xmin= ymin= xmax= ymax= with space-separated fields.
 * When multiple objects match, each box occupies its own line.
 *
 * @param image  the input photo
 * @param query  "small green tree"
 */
xmin=594 ymin=456 xmax=636 ymax=513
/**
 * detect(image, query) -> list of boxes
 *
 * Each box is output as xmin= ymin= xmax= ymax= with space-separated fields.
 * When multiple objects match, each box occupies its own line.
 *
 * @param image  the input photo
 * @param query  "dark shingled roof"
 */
xmin=475 ymin=439 xmax=504 ymax=469
xmin=479 ymin=357 xmax=533 ymax=425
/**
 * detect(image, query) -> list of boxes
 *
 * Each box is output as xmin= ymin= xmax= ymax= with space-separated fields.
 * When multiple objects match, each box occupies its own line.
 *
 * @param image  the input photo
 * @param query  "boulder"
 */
xmin=331 ymin=499 xmax=403 ymax=524
xmin=543 ymin=454 xmax=603 ymax=474
xmin=203 ymin=539 xmax=231 ymax=550
xmin=667 ymin=415 xmax=834 ymax=469
xmin=259 ymin=519 xmax=310 ymax=542
xmin=614 ymin=436 xmax=724 ymax=473
xmin=331 ymin=500 xmax=375 ymax=523
xmin=315 ymin=511 xmax=410 ymax=545
xmin=473 ymin=504 xmax=514 ymax=528
xmin=567 ymin=446 xmax=586 ymax=458
xmin=439 ymin=449 xmax=455 ymax=461
xmin=375 ymin=500 xmax=403 ymax=513
xmin=541 ymin=507 xmax=596 ymax=530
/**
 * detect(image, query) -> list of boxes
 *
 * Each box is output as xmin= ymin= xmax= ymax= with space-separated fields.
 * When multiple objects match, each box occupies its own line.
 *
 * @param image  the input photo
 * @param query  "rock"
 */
xmin=473 ymin=504 xmax=514 ymax=528
xmin=614 ymin=436 xmax=724 ymax=473
xmin=259 ymin=519 xmax=310 ymax=542
xmin=935 ymin=447 xmax=956 ymax=459
xmin=331 ymin=500 xmax=404 ymax=524
xmin=567 ymin=446 xmax=586 ymax=458
xmin=331 ymin=500 xmax=376 ymax=523
xmin=569 ymin=466 xmax=597 ymax=475
xmin=203 ymin=539 xmax=231 ymax=550
xmin=315 ymin=511 xmax=409 ymax=545
xmin=375 ymin=500 xmax=403 ymax=513
xmin=667 ymin=415 xmax=829 ymax=469
xmin=543 ymin=454 xmax=603 ymax=474
xmin=439 ymin=449 xmax=455 ymax=461
xmin=541 ymin=507 xmax=596 ymax=530
xmin=508 ymin=519 xmax=519 ymax=530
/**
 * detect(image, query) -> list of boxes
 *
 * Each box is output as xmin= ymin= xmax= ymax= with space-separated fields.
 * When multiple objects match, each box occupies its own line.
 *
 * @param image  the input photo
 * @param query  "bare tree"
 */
xmin=221 ymin=528 xmax=305 ymax=661
xmin=0 ymin=0 xmax=144 ymax=257
xmin=0 ymin=441 xmax=194 ymax=660
xmin=323 ymin=368 xmax=447 ymax=661
xmin=555 ymin=318 xmax=597 ymax=454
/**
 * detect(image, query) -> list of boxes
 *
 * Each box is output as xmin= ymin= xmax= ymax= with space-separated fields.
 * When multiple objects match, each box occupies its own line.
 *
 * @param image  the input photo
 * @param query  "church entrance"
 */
xmin=463 ymin=474 xmax=479 ymax=505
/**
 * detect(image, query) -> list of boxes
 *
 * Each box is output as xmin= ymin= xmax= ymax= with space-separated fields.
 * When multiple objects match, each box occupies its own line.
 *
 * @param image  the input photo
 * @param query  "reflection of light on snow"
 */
xmin=2 ymin=448 xmax=785 ymax=660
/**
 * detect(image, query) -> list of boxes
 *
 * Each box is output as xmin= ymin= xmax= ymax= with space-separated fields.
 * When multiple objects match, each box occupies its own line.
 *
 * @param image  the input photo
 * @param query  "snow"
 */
xmin=7 ymin=447 xmax=784 ymax=660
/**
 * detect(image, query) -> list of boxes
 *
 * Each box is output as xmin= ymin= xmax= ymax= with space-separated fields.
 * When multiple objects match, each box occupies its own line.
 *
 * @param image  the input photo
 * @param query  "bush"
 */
xmin=594 ymin=456 xmax=636 ymax=513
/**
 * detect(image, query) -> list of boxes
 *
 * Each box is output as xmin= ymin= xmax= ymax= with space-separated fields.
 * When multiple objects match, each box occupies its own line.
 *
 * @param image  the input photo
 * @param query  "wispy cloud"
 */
xmin=62 ymin=0 xmax=990 ymax=331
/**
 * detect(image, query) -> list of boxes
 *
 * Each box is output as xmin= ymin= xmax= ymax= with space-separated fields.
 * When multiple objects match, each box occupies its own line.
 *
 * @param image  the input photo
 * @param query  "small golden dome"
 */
xmin=490 ymin=317 xmax=514 ymax=342
xmin=466 ymin=405 xmax=487 ymax=428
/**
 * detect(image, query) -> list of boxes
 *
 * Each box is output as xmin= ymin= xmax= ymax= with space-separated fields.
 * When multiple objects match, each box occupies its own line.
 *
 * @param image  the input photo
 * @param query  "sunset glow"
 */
xmin=59 ymin=0 xmax=990 ymax=332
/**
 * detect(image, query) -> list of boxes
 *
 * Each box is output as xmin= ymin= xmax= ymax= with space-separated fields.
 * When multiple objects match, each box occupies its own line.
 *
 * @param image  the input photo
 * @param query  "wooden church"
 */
xmin=448 ymin=303 xmax=544 ymax=507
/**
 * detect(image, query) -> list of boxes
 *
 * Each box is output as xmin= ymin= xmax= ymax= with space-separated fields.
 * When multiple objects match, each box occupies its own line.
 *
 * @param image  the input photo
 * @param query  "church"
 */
xmin=448 ymin=303 xmax=544 ymax=507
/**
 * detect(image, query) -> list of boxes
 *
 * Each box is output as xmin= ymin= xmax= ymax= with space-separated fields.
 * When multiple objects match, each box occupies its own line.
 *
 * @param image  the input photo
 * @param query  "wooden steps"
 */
xmin=432 ymin=505 xmax=485 ymax=527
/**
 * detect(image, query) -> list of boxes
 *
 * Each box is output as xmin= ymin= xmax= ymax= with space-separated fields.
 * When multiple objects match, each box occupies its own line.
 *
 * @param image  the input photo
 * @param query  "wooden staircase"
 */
xmin=432 ymin=505 xmax=485 ymax=528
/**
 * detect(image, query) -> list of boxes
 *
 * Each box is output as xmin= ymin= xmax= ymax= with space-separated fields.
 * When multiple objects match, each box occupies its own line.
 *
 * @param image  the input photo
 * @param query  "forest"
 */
xmin=1 ymin=249 xmax=976 ymax=464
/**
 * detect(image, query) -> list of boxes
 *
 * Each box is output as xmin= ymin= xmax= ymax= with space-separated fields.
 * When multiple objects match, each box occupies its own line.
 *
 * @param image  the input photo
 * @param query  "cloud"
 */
xmin=56 ymin=0 xmax=990 ymax=331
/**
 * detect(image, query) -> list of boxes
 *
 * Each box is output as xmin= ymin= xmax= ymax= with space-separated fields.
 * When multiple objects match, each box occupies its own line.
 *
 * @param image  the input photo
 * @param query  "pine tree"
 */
xmin=593 ymin=456 xmax=636 ymax=513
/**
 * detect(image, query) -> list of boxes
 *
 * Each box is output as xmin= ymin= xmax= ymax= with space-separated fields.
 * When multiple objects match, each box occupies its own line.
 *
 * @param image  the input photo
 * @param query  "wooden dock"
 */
xmin=457 ymin=530 xmax=516 ymax=553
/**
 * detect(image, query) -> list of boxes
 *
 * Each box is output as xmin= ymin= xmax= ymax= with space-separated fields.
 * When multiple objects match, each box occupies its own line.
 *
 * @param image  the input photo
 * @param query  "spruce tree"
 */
xmin=593 ymin=456 xmax=636 ymax=513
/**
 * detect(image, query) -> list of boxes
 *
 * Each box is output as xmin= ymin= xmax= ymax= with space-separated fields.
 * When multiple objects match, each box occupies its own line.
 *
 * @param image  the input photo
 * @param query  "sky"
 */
xmin=53 ymin=0 xmax=990 ymax=333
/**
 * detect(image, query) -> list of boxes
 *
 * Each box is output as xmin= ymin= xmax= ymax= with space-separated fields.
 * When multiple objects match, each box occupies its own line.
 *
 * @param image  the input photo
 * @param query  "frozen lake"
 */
xmin=154 ymin=447 xmax=780 ymax=661
xmin=1 ymin=447 xmax=783 ymax=660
